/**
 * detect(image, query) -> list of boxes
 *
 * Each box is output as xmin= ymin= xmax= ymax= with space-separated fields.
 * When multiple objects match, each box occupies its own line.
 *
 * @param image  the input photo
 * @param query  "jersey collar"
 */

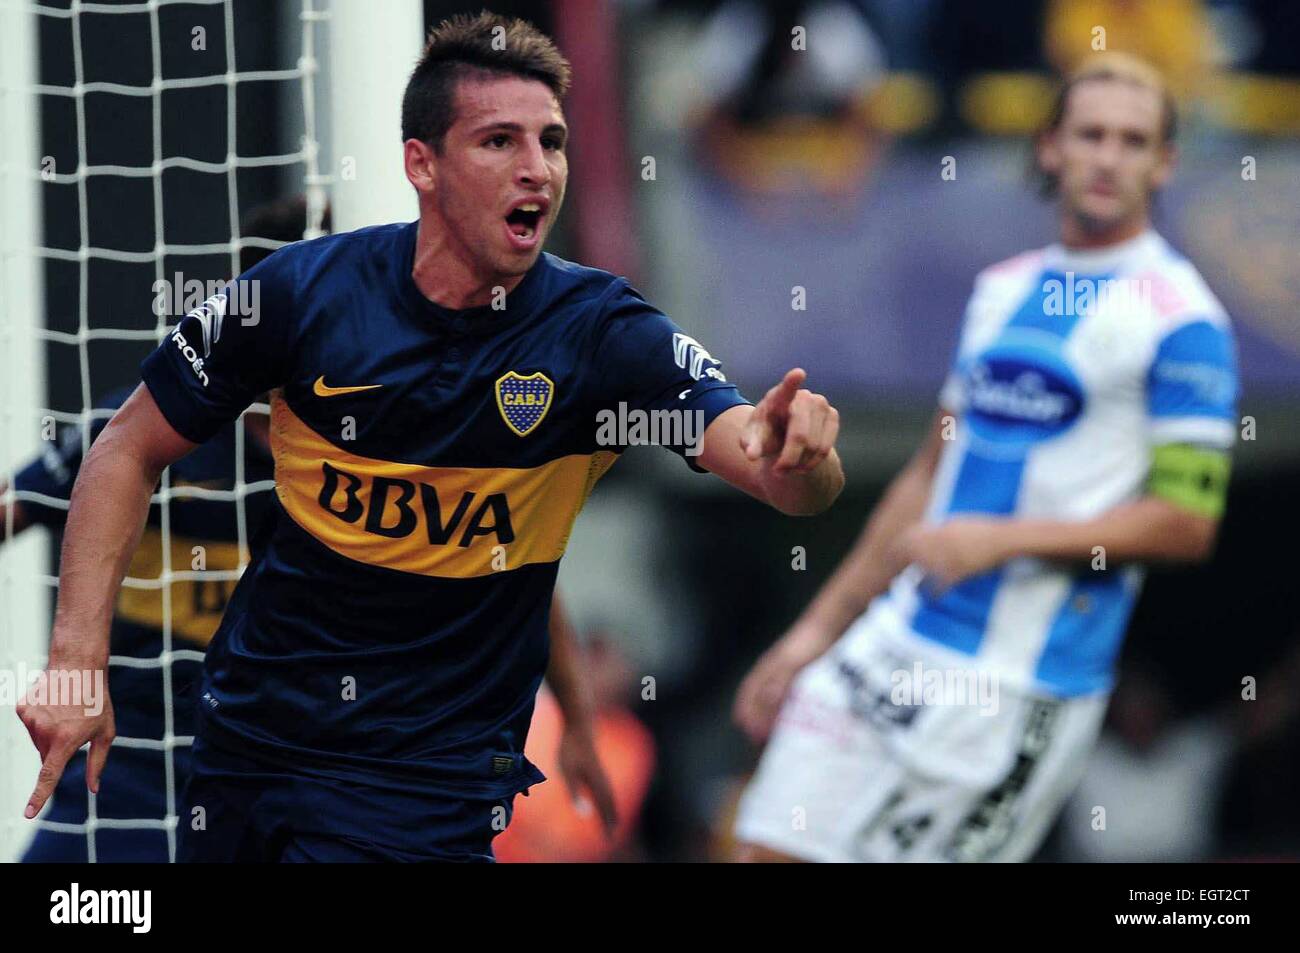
xmin=1043 ymin=229 xmax=1164 ymax=275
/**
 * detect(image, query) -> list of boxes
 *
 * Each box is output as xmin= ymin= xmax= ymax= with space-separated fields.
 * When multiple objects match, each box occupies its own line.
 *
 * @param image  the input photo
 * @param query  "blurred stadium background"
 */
xmin=2 ymin=0 xmax=1298 ymax=862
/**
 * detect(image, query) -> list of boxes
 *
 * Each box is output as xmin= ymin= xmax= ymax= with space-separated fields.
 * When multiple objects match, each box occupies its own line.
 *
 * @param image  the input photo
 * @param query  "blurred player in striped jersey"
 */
xmin=733 ymin=53 xmax=1239 ymax=862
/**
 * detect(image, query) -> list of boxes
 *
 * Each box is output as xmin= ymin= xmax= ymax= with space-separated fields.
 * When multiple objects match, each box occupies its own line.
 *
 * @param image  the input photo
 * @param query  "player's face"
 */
xmin=1039 ymin=80 xmax=1174 ymax=236
xmin=429 ymin=75 xmax=568 ymax=280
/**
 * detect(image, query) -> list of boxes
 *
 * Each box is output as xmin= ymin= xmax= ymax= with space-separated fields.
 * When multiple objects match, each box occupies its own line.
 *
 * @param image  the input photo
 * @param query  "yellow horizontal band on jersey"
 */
xmin=115 ymin=526 xmax=243 ymax=645
xmin=270 ymin=393 xmax=618 ymax=578
xmin=1147 ymin=443 xmax=1231 ymax=519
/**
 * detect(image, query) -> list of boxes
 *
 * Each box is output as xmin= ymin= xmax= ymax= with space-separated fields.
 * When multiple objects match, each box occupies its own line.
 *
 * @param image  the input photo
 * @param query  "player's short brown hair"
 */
xmin=1035 ymin=52 xmax=1177 ymax=197
xmin=401 ymin=11 xmax=572 ymax=151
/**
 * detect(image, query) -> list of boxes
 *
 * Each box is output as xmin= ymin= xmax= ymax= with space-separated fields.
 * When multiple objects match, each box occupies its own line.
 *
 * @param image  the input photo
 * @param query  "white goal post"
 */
xmin=0 ymin=0 xmax=50 ymax=865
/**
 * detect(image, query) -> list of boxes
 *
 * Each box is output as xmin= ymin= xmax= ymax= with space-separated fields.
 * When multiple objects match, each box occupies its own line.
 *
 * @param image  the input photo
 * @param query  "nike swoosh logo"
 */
xmin=313 ymin=375 xmax=383 ymax=398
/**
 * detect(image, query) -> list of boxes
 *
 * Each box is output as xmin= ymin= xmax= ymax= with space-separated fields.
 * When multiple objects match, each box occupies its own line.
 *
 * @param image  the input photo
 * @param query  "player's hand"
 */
xmin=16 ymin=666 xmax=115 ymax=819
xmin=894 ymin=517 xmax=1013 ymax=593
xmin=740 ymin=368 xmax=840 ymax=474
xmin=733 ymin=628 xmax=829 ymax=745
xmin=557 ymin=720 xmax=618 ymax=837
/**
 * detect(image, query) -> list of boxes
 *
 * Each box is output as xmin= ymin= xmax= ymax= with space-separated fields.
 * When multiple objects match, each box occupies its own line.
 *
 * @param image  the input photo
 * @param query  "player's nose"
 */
xmin=1093 ymin=135 xmax=1124 ymax=168
xmin=516 ymin=139 xmax=552 ymax=188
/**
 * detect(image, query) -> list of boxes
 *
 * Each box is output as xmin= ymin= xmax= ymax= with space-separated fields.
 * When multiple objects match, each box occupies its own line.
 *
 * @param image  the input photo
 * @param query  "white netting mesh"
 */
xmin=1 ymin=0 xmax=331 ymax=862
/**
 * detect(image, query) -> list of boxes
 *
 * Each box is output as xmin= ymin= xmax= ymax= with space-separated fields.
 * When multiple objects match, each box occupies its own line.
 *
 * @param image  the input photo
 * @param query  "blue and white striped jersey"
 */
xmin=876 ymin=230 xmax=1239 ymax=697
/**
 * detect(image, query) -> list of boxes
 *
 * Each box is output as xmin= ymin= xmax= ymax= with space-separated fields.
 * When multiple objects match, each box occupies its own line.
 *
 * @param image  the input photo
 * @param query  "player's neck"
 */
xmin=411 ymin=218 xmax=527 ymax=310
xmin=1058 ymin=210 xmax=1151 ymax=252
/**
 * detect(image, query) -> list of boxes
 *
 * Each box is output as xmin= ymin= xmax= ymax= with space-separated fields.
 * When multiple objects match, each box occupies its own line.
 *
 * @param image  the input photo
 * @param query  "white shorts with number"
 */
xmin=733 ymin=605 xmax=1110 ymax=863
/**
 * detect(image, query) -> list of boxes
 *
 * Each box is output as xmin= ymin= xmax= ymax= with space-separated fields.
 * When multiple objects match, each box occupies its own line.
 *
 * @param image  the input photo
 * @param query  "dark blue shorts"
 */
xmin=176 ymin=736 xmax=517 ymax=863
xmin=22 ymin=747 xmax=190 ymax=864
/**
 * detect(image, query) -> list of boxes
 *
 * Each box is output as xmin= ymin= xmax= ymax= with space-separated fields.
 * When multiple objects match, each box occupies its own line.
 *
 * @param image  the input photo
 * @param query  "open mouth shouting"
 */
xmin=504 ymin=196 xmax=550 ymax=251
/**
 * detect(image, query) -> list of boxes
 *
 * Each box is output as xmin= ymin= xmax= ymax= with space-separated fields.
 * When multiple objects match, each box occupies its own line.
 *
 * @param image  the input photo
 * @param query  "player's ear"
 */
xmin=1150 ymin=141 xmax=1177 ymax=191
xmin=403 ymin=138 xmax=437 ymax=196
xmin=1035 ymin=129 xmax=1062 ymax=179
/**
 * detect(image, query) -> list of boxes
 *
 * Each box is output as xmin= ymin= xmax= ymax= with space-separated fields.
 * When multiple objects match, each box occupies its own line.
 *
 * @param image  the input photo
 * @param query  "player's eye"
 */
xmin=486 ymin=134 xmax=510 ymax=149
xmin=541 ymin=135 xmax=564 ymax=152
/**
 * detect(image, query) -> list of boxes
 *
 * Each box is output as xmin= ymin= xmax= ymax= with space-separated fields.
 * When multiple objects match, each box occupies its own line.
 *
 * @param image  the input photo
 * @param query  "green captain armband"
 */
xmin=1147 ymin=444 xmax=1232 ymax=518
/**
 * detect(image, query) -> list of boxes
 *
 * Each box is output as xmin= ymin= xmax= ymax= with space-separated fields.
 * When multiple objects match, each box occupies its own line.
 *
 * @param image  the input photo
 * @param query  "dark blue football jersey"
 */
xmin=140 ymin=220 xmax=750 ymax=799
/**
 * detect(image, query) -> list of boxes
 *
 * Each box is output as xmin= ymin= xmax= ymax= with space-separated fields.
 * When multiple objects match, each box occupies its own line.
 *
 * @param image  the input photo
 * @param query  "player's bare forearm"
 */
xmin=731 ymin=403 xmax=929 ymax=744
xmin=789 ymin=410 xmax=947 ymax=649
xmin=996 ymin=496 xmax=1221 ymax=567
xmin=50 ymin=386 xmax=196 ymax=666
xmin=904 ymin=496 xmax=1222 ymax=592
xmin=545 ymin=593 xmax=595 ymax=730
xmin=50 ymin=437 xmax=160 ymax=666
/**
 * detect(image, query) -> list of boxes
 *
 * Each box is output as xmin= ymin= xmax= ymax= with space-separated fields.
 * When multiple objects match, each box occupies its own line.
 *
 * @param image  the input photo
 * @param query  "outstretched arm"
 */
xmin=16 ymin=384 xmax=196 ymax=819
xmin=899 ymin=494 xmax=1221 ymax=593
xmin=733 ymin=409 xmax=946 ymax=743
xmin=899 ymin=440 xmax=1231 ymax=590
xmin=697 ymin=368 xmax=845 ymax=516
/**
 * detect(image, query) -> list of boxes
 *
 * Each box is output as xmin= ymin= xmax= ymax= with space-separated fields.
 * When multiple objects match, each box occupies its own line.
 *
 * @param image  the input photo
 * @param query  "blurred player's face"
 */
xmin=407 ymin=74 xmax=567 ymax=285
xmin=1038 ymin=79 xmax=1174 ymax=241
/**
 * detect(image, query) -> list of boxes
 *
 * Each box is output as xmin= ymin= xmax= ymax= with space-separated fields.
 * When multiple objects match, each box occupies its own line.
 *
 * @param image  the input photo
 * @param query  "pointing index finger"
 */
xmin=26 ymin=743 xmax=73 ymax=819
xmin=768 ymin=367 xmax=806 ymax=412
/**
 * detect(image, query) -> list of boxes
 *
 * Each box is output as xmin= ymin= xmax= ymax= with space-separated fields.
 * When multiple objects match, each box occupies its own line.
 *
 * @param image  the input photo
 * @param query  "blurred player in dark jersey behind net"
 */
xmin=1 ymin=196 xmax=317 ymax=861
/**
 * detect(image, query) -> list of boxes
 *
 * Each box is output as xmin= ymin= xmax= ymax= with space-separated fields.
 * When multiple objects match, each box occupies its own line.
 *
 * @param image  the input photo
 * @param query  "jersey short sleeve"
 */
xmin=1146 ymin=318 xmax=1239 ymax=450
xmin=140 ymin=250 xmax=297 ymax=445
xmin=591 ymin=283 xmax=750 ymax=471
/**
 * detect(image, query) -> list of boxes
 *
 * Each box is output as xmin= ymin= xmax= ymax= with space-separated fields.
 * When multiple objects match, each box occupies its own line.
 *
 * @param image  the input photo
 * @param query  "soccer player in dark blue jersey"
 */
xmin=17 ymin=12 xmax=844 ymax=862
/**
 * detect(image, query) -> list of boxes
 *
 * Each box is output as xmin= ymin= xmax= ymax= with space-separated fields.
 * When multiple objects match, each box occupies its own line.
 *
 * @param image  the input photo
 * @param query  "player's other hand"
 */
xmin=557 ymin=720 xmax=618 ymax=837
xmin=16 ymin=666 xmax=115 ymax=819
xmin=739 ymin=368 xmax=840 ymax=474
xmin=733 ymin=629 xmax=829 ymax=745
xmin=894 ymin=517 xmax=1013 ymax=593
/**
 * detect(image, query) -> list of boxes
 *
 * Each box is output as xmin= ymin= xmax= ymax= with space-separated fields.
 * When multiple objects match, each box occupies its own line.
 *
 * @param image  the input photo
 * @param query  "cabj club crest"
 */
xmin=495 ymin=371 xmax=554 ymax=437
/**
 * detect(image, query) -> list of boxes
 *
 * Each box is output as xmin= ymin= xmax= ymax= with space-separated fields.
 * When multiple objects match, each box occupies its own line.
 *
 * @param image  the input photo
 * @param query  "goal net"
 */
xmin=0 ymin=0 xmax=418 ymax=863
